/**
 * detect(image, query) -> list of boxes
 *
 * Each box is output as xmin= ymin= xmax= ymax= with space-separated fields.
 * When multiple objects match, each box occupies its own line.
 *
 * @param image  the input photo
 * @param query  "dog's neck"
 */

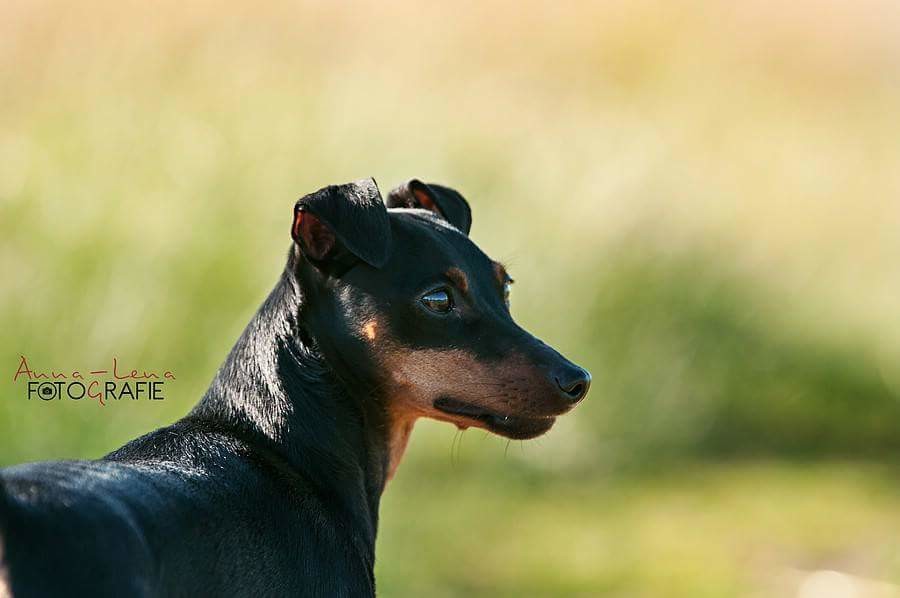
xmin=190 ymin=266 xmax=391 ymax=554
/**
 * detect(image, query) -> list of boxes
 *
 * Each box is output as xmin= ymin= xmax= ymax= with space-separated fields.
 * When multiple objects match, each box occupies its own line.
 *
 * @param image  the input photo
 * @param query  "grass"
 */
xmin=2 ymin=1 xmax=900 ymax=595
xmin=378 ymin=455 xmax=900 ymax=597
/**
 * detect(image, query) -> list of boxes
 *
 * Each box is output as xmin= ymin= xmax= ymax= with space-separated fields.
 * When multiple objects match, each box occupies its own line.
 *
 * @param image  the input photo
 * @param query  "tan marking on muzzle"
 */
xmin=384 ymin=348 xmax=552 ymax=422
xmin=373 ymin=334 xmax=563 ymax=477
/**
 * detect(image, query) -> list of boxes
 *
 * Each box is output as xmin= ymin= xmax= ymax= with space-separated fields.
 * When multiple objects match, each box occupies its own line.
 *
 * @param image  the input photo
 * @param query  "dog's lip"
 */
xmin=432 ymin=397 xmax=556 ymax=440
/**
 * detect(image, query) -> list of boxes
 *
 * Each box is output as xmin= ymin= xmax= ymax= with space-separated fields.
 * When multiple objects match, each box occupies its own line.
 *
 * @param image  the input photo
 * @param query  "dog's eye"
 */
xmin=503 ymin=277 xmax=514 ymax=308
xmin=420 ymin=289 xmax=453 ymax=313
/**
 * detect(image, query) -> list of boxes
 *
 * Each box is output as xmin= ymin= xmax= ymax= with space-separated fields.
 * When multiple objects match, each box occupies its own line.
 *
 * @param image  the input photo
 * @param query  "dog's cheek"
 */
xmin=381 ymin=348 xmax=488 ymax=413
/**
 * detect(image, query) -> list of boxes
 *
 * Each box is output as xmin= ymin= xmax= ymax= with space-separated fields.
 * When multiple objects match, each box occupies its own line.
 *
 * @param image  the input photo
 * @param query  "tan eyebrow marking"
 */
xmin=446 ymin=267 xmax=469 ymax=293
xmin=363 ymin=320 xmax=378 ymax=341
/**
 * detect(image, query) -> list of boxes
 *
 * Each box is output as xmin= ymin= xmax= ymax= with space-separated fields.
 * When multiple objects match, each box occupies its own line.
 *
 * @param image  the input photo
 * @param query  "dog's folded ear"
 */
xmin=386 ymin=179 xmax=472 ymax=235
xmin=292 ymin=178 xmax=392 ymax=270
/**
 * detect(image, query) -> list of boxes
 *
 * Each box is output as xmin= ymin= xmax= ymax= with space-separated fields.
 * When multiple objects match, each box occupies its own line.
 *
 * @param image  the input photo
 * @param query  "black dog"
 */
xmin=0 ymin=179 xmax=589 ymax=597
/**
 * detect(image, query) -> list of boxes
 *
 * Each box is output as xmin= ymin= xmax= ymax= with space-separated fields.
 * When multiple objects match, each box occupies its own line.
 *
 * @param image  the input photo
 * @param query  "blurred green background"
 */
xmin=2 ymin=1 xmax=900 ymax=596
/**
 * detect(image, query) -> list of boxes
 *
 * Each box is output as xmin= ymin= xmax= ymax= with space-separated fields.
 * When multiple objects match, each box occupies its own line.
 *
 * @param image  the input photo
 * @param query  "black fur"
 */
xmin=1 ymin=269 xmax=380 ymax=597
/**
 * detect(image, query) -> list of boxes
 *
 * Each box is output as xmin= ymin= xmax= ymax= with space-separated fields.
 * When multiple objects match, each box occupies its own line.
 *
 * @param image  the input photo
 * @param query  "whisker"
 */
xmin=451 ymin=430 xmax=457 ymax=466
xmin=451 ymin=429 xmax=462 ymax=467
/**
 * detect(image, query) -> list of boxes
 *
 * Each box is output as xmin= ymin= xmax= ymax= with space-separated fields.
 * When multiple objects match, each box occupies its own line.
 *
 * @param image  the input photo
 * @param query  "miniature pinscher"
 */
xmin=0 ymin=179 xmax=590 ymax=597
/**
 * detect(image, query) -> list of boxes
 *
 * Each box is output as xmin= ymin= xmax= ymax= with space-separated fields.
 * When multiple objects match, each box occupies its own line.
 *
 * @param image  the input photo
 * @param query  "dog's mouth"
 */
xmin=432 ymin=397 xmax=556 ymax=440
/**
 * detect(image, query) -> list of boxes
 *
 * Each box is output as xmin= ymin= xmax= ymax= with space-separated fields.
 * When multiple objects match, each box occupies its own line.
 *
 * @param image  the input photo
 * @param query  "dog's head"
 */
xmin=291 ymin=178 xmax=589 ymax=444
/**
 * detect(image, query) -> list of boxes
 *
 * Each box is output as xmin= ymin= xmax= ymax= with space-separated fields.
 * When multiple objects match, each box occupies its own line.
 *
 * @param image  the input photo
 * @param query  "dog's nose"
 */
xmin=554 ymin=366 xmax=591 ymax=403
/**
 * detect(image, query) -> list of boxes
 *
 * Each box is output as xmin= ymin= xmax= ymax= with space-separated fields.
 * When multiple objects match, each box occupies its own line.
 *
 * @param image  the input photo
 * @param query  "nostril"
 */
xmin=555 ymin=372 xmax=590 ymax=402
xmin=566 ymin=382 xmax=585 ymax=399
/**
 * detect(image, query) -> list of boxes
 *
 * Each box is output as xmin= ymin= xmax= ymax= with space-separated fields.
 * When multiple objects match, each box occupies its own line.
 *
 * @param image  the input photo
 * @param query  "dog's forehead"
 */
xmin=385 ymin=209 xmax=496 ymax=279
xmin=389 ymin=210 xmax=480 ymax=255
xmin=389 ymin=208 xmax=460 ymax=235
